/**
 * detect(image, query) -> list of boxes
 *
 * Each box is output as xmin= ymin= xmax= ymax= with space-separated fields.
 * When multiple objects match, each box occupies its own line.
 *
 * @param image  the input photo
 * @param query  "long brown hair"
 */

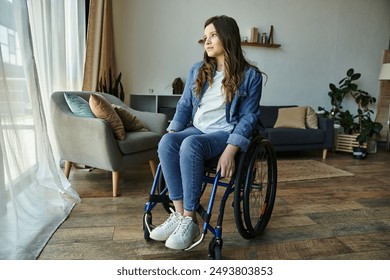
xmin=195 ymin=15 xmax=260 ymax=102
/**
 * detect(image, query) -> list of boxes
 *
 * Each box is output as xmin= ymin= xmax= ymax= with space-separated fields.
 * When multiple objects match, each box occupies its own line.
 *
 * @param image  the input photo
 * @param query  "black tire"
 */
xmin=232 ymin=151 xmax=249 ymax=238
xmin=243 ymin=138 xmax=277 ymax=236
xmin=208 ymin=237 xmax=223 ymax=260
xmin=234 ymin=137 xmax=277 ymax=239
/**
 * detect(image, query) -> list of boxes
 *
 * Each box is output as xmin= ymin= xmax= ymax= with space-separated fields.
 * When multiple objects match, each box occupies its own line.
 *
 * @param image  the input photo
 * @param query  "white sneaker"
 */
xmin=149 ymin=211 xmax=183 ymax=241
xmin=165 ymin=216 xmax=200 ymax=250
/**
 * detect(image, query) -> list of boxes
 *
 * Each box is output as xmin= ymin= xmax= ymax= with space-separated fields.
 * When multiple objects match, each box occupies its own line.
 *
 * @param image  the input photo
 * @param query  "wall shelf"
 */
xmin=197 ymin=39 xmax=281 ymax=48
xmin=241 ymin=42 xmax=281 ymax=48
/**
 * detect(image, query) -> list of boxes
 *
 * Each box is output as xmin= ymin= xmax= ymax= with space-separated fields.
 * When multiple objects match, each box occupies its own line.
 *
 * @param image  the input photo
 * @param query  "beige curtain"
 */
xmin=82 ymin=0 xmax=116 ymax=91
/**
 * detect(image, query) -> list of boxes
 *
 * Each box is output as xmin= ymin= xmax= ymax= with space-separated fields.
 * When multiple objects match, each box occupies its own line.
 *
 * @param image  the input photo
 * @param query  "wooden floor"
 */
xmin=38 ymin=148 xmax=390 ymax=260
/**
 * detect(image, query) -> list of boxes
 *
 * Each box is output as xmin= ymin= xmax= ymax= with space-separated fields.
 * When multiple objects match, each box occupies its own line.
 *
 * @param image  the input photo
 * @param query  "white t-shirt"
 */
xmin=193 ymin=71 xmax=234 ymax=133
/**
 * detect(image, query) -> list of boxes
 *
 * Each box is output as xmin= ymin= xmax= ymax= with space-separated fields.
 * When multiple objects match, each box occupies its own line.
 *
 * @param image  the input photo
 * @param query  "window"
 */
xmin=1 ymin=0 xmax=35 ymax=186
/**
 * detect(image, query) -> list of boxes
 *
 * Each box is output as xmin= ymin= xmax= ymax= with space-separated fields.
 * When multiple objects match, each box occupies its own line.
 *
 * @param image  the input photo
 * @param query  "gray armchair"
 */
xmin=50 ymin=91 xmax=168 ymax=196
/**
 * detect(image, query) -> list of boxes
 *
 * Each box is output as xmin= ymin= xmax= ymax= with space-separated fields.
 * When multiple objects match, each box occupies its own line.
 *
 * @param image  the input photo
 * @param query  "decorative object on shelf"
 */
xmin=172 ymin=77 xmax=184 ymax=95
xmin=260 ymin=32 xmax=267 ymax=44
xmin=97 ymin=67 xmax=125 ymax=101
xmin=250 ymin=27 xmax=259 ymax=43
xmin=267 ymin=25 xmax=274 ymax=44
xmin=323 ymin=68 xmax=383 ymax=157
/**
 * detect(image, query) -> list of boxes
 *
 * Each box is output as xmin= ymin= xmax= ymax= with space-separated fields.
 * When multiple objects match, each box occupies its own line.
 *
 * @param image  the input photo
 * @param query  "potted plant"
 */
xmin=327 ymin=68 xmax=383 ymax=158
xmin=97 ymin=67 xmax=125 ymax=101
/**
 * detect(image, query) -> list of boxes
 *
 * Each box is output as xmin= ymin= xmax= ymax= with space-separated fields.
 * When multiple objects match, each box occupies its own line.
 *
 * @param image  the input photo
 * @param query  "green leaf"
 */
xmin=346 ymin=68 xmax=354 ymax=77
xmin=347 ymin=68 xmax=354 ymax=77
xmin=119 ymin=82 xmax=124 ymax=101
xmin=339 ymin=77 xmax=346 ymax=85
xmin=351 ymin=73 xmax=361 ymax=80
xmin=108 ymin=69 xmax=113 ymax=94
xmin=350 ymin=84 xmax=358 ymax=91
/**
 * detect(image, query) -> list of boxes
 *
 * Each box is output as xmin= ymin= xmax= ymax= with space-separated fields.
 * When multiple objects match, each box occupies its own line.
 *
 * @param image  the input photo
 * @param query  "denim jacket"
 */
xmin=167 ymin=61 xmax=262 ymax=151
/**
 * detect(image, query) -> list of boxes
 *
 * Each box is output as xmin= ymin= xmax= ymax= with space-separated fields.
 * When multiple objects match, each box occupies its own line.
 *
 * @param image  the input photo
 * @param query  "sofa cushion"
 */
xmin=266 ymin=128 xmax=324 ymax=145
xmin=89 ymin=93 xmax=126 ymax=140
xmin=306 ymin=106 xmax=318 ymax=129
xmin=112 ymin=104 xmax=148 ymax=132
xmin=64 ymin=92 xmax=95 ymax=118
xmin=116 ymin=131 xmax=160 ymax=154
xmin=260 ymin=105 xmax=296 ymax=128
xmin=274 ymin=106 xmax=307 ymax=129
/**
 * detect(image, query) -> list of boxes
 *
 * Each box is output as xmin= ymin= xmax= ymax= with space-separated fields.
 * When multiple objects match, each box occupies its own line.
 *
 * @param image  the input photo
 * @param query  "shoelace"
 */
xmin=161 ymin=211 xmax=181 ymax=227
xmin=172 ymin=217 xmax=192 ymax=235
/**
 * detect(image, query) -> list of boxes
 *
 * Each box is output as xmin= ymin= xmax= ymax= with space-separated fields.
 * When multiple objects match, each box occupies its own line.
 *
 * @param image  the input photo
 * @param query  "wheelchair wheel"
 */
xmin=234 ymin=137 xmax=277 ymax=239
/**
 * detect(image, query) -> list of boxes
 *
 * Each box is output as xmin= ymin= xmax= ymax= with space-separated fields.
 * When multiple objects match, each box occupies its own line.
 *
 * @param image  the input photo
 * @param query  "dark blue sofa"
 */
xmin=259 ymin=105 xmax=334 ymax=159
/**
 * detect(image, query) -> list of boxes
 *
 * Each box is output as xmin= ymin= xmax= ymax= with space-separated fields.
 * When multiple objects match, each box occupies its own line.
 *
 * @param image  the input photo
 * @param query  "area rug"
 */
xmin=277 ymin=160 xmax=353 ymax=182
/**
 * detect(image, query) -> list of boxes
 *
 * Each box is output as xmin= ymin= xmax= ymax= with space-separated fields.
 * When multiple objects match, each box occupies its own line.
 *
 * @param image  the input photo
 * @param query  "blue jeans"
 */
xmin=157 ymin=126 xmax=229 ymax=212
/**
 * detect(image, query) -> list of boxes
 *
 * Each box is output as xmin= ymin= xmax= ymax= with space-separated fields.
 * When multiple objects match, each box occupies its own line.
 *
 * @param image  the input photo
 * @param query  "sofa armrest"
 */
xmin=318 ymin=115 xmax=334 ymax=149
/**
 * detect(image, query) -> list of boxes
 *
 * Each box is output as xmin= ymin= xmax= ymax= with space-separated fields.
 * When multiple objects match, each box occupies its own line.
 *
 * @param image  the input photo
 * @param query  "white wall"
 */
xmin=113 ymin=0 xmax=390 ymax=114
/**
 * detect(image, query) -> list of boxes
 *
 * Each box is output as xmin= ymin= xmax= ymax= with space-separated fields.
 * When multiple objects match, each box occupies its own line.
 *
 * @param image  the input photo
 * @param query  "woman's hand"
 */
xmin=217 ymin=144 xmax=240 ymax=178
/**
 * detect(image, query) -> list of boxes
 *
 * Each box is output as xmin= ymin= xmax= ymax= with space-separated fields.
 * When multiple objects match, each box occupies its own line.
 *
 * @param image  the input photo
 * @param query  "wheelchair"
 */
xmin=143 ymin=132 xmax=277 ymax=260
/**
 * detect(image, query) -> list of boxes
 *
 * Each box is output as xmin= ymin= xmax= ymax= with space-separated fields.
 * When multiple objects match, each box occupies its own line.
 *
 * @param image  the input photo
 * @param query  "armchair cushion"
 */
xmin=64 ymin=92 xmax=95 ymax=118
xmin=112 ymin=105 xmax=148 ymax=132
xmin=116 ymin=131 xmax=161 ymax=154
xmin=89 ymin=93 xmax=126 ymax=140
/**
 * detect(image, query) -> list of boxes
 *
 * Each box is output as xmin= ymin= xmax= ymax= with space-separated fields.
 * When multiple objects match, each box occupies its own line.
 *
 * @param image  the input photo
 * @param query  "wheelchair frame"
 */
xmin=143 ymin=134 xmax=277 ymax=259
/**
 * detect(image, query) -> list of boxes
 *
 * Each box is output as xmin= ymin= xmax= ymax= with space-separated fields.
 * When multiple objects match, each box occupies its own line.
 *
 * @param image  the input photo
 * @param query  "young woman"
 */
xmin=150 ymin=15 xmax=263 ymax=250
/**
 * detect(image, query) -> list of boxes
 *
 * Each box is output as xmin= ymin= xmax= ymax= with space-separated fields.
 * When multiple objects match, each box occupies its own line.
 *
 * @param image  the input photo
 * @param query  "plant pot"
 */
xmin=352 ymin=146 xmax=367 ymax=159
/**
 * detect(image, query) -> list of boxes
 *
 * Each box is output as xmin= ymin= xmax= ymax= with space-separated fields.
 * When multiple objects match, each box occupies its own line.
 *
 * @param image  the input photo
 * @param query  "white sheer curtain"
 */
xmin=0 ymin=0 xmax=84 ymax=259
xmin=28 ymin=0 xmax=86 ymax=162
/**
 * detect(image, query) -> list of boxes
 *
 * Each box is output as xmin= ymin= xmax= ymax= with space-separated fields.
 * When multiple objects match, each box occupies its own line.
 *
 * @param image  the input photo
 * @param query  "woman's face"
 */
xmin=203 ymin=23 xmax=224 ymax=60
